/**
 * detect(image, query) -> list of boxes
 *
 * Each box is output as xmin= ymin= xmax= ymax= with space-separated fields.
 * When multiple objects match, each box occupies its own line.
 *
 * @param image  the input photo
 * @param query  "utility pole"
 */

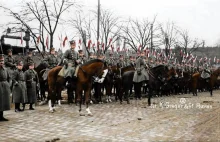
xmin=97 ymin=0 xmax=100 ymax=51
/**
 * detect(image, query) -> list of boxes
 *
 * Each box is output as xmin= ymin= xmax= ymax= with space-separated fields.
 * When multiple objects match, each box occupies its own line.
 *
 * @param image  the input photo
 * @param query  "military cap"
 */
xmin=28 ymin=61 xmax=34 ymax=66
xmin=7 ymin=49 xmax=12 ymax=53
xmin=27 ymin=51 xmax=32 ymax=55
xmin=16 ymin=61 xmax=23 ymax=66
xmin=69 ymin=40 xmax=76 ymax=45
xmin=119 ymin=54 xmax=124 ymax=57
xmin=78 ymin=49 xmax=83 ymax=53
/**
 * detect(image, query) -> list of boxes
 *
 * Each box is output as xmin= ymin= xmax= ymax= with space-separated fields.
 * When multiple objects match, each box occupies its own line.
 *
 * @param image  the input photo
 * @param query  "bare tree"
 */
xmin=176 ymin=29 xmax=203 ymax=54
xmin=25 ymin=0 xmax=78 ymax=50
xmin=98 ymin=9 xmax=122 ymax=53
xmin=0 ymin=5 xmax=44 ymax=55
xmin=121 ymin=17 xmax=156 ymax=52
xmin=69 ymin=11 xmax=95 ymax=55
xmin=159 ymin=21 xmax=179 ymax=56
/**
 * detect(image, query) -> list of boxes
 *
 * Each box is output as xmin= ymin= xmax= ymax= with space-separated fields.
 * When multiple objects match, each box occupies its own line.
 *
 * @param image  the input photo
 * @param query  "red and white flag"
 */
xmin=63 ymin=36 xmax=68 ymax=47
xmin=46 ymin=35 xmax=49 ymax=49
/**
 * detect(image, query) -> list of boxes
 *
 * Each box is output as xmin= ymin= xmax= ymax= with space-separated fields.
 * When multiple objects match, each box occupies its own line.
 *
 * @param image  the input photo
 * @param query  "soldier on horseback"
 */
xmin=62 ymin=40 xmax=80 ymax=87
xmin=201 ymin=62 xmax=211 ymax=82
xmin=42 ymin=48 xmax=59 ymax=80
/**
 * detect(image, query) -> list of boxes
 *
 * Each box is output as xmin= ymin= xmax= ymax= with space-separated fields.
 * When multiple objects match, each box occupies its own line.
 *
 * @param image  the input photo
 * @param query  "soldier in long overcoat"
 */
xmin=133 ymin=51 xmax=149 ymax=99
xmin=23 ymin=61 xmax=39 ymax=110
xmin=12 ymin=61 xmax=28 ymax=112
xmin=133 ymin=52 xmax=149 ymax=83
xmin=62 ymin=40 xmax=80 ymax=78
xmin=0 ymin=55 xmax=11 ymax=121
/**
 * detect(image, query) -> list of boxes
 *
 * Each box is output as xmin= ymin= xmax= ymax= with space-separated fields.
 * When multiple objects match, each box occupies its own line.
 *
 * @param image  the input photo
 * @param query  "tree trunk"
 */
xmin=50 ymin=34 xmax=53 ymax=50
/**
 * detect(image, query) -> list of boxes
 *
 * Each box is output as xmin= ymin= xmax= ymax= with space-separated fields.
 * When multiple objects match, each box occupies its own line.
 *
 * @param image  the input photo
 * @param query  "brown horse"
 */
xmin=75 ymin=59 xmax=106 ymax=115
xmin=191 ymin=68 xmax=220 ymax=96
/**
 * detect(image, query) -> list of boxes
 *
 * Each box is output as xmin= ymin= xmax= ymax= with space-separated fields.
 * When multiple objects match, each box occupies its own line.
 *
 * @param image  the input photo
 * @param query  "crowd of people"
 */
xmin=0 ymin=39 xmax=217 ymax=121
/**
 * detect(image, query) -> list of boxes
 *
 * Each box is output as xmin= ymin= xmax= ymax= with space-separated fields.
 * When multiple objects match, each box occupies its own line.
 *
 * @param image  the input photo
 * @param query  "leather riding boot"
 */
xmin=22 ymin=103 xmax=25 ymax=111
xmin=29 ymin=104 xmax=35 ymax=110
xmin=0 ymin=111 xmax=8 ymax=121
xmin=15 ymin=103 xmax=22 ymax=112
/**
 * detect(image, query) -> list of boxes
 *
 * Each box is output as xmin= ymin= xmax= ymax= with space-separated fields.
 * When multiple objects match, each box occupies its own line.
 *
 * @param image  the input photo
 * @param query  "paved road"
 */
xmin=0 ymin=90 xmax=220 ymax=142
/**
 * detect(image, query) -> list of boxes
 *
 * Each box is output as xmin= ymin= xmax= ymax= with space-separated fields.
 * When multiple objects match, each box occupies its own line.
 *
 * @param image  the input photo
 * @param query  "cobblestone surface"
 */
xmin=0 ymin=90 xmax=220 ymax=142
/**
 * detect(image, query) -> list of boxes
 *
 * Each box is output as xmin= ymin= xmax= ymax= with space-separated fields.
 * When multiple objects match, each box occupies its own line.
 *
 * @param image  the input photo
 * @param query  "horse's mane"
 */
xmin=81 ymin=59 xmax=104 ymax=66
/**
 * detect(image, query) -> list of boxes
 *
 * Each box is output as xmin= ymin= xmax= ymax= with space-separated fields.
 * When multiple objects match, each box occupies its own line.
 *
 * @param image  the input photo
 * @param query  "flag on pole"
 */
xmin=46 ymin=35 xmax=49 ymax=49
xmin=63 ymin=36 xmax=68 ymax=47
xmin=108 ymin=38 xmax=112 ymax=46
xmin=88 ymin=40 xmax=92 ymax=50
xmin=37 ymin=36 xmax=41 ymax=44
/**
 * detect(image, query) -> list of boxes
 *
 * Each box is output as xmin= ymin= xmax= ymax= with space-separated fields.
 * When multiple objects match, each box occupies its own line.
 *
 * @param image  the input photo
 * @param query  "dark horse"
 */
xmin=121 ymin=65 xmax=169 ymax=105
xmin=47 ymin=59 xmax=105 ymax=115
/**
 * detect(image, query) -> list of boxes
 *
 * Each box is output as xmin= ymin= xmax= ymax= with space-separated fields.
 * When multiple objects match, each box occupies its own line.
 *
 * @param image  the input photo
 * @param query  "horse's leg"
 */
xmin=85 ymin=84 xmax=93 ymax=116
xmin=148 ymin=87 xmax=152 ymax=106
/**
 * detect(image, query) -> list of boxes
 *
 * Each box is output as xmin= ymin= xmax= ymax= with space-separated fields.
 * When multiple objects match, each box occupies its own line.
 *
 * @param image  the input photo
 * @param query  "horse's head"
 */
xmin=167 ymin=67 xmax=178 ymax=79
xmin=35 ymin=61 xmax=48 ymax=73
xmin=80 ymin=59 xmax=105 ymax=78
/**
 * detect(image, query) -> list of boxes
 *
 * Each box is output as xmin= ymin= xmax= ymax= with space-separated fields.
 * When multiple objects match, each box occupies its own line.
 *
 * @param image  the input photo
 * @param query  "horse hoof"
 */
xmin=109 ymin=99 xmax=112 ymax=102
xmin=49 ymin=109 xmax=54 ymax=113
xmin=80 ymin=113 xmax=85 ymax=116
xmin=90 ymin=100 xmax=93 ymax=104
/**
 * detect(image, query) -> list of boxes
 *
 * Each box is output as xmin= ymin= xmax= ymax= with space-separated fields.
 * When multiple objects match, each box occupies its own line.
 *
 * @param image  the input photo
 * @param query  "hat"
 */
xmin=16 ymin=61 xmax=23 ymax=66
xmin=28 ymin=61 xmax=34 ymax=66
xmin=78 ymin=49 xmax=83 ymax=53
xmin=27 ymin=51 xmax=32 ymax=55
xmin=69 ymin=40 xmax=76 ymax=45
xmin=7 ymin=49 xmax=12 ymax=53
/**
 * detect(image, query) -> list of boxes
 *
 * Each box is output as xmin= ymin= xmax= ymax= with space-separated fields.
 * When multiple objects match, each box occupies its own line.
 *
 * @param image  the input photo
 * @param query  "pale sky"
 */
xmin=1 ymin=0 xmax=220 ymax=49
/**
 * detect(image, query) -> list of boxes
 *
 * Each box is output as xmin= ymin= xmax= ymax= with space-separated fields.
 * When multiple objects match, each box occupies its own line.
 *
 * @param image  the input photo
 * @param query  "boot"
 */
xmin=0 ymin=111 xmax=8 ymax=121
xmin=22 ymin=103 xmax=25 ymax=111
xmin=29 ymin=103 xmax=35 ymax=110
xmin=15 ymin=103 xmax=22 ymax=112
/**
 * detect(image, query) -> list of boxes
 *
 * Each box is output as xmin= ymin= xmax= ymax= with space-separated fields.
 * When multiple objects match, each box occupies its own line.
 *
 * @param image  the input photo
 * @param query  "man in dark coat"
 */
xmin=0 ymin=54 xmax=11 ymax=121
xmin=5 ymin=49 xmax=16 ymax=76
xmin=25 ymin=51 xmax=34 ymax=67
xmin=12 ymin=61 xmax=28 ymax=112
xmin=24 ymin=61 xmax=39 ymax=110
